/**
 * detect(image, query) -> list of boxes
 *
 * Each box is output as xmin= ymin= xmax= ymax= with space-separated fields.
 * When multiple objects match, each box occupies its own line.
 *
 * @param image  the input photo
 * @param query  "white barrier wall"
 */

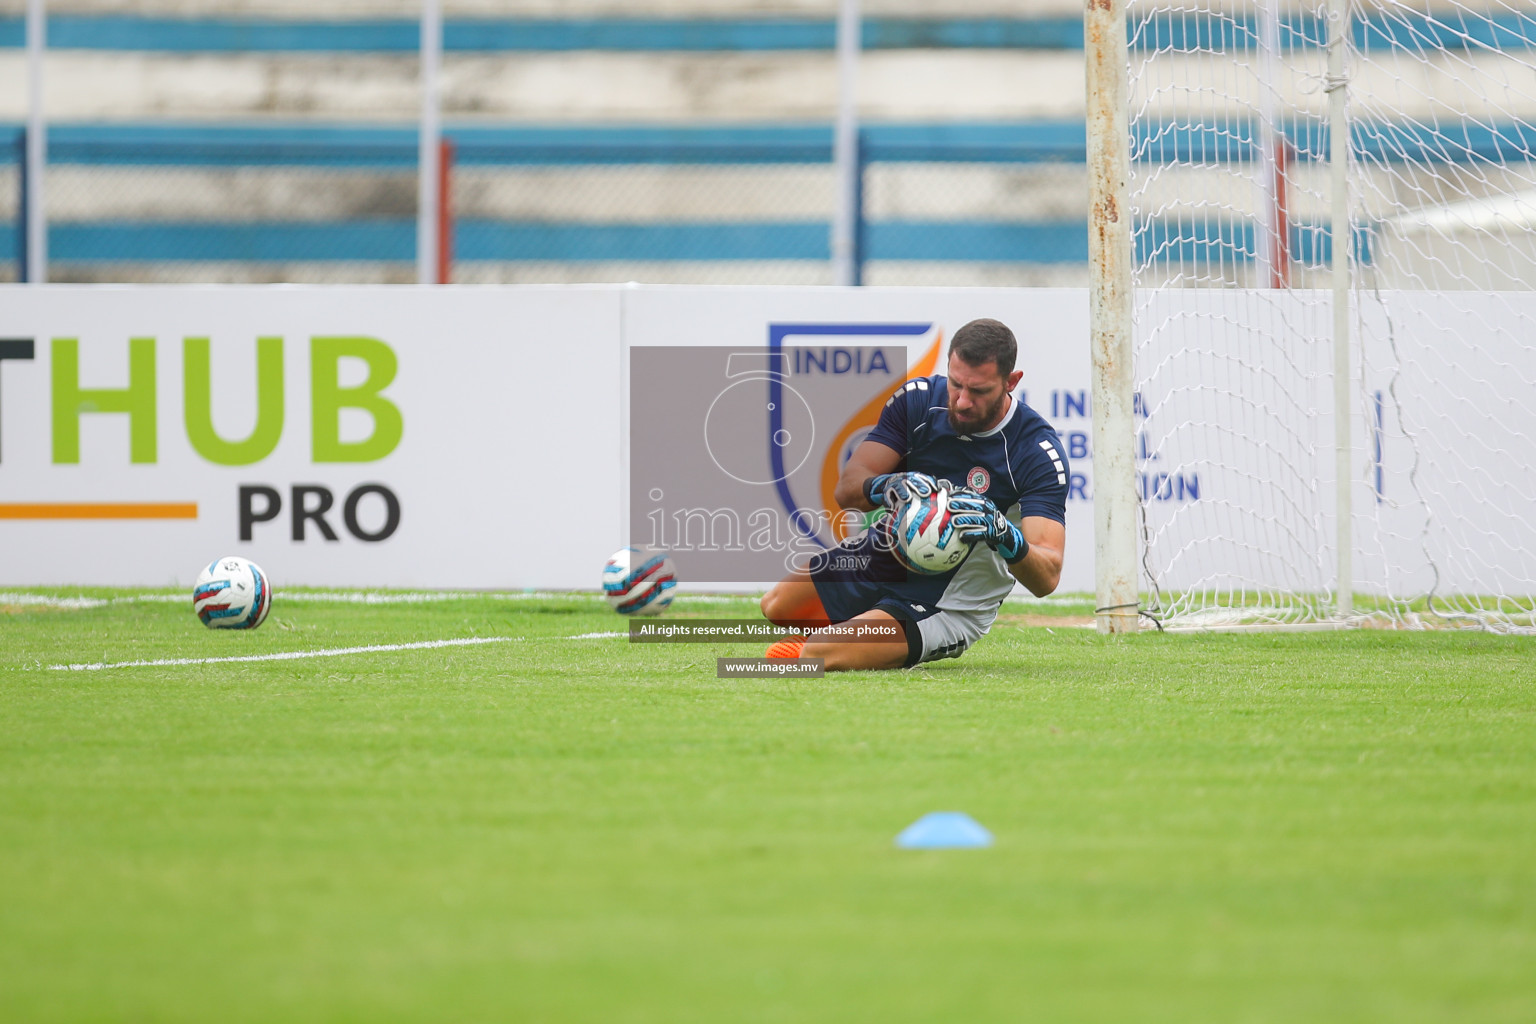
xmin=0 ymin=287 xmax=623 ymax=588
xmin=0 ymin=285 xmax=1096 ymax=592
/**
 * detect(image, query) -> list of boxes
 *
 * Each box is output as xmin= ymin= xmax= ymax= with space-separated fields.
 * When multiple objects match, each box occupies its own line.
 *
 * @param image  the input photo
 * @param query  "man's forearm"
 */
xmin=1008 ymin=546 xmax=1062 ymax=597
xmin=834 ymin=471 xmax=878 ymax=512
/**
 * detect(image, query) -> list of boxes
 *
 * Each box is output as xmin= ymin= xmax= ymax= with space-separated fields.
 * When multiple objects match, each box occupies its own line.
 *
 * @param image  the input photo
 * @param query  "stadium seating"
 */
xmin=7 ymin=1 xmax=1527 ymax=284
xmin=0 ymin=0 xmax=1100 ymax=284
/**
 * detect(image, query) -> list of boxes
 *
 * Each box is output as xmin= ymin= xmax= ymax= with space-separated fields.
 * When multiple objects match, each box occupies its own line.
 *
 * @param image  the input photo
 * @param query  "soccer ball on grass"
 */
xmin=602 ymin=547 xmax=677 ymax=616
xmin=193 ymin=555 xmax=272 ymax=629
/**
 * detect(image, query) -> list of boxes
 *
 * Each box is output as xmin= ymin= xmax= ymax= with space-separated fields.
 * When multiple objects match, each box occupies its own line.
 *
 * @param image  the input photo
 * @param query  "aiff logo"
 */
xmin=762 ymin=323 xmax=944 ymax=549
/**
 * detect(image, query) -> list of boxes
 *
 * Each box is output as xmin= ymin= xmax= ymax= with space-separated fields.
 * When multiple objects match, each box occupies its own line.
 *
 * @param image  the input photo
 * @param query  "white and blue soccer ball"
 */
xmin=193 ymin=555 xmax=272 ymax=629
xmin=890 ymin=488 xmax=974 ymax=576
xmin=602 ymin=546 xmax=677 ymax=616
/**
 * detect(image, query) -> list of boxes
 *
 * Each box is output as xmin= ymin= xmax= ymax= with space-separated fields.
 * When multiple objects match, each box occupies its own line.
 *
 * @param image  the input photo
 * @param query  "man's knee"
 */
xmin=760 ymin=586 xmax=787 ymax=624
xmin=760 ymin=577 xmax=825 ymax=627
xmin=760 ymin=586 xmax=802 ymax=626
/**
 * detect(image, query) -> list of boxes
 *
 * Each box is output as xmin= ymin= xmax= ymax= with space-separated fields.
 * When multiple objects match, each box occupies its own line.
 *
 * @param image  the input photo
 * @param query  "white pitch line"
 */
xmin=3 ymin=590 xmax=611 ymax=609
xmin=274 ymin=591 xmax=604 ymax=604
xmin=49 ymin=636 xmax=519 ymax=671
xmin=0 ymin=593 xmax=111 ymax=609
xmin=46 ymin=630 xmax=627 ymax=672
xmin=4 ymin=590 xmax=759 ymax=610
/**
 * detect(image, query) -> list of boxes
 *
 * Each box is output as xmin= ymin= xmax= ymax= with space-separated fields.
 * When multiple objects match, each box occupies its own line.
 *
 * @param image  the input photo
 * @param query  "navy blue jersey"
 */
xmin=810 ymin=375 xmax=1068 ymax=617
xmin=865 ymin=375 xmax=1069 ymax=525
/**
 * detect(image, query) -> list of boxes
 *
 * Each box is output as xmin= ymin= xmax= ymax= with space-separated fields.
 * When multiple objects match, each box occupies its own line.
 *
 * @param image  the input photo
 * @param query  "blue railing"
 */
xmin=2 ymin=13 xmax=1533 ymax=53
xmin=0 ymin=122 xmax=1086 ymax=167
xmin=0 ymin=16 xmax=1086 ymax=52
xmin=2 ymin=122 xmax=1090 ymax=267
xmin=8 ymin=119 xmax=1526 ymax=170
xmin=2 ymin=121 xmax=1417 ymax=271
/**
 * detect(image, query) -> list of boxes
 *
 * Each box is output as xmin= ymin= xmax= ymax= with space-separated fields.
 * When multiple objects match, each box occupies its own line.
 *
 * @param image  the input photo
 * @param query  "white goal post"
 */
xmin=1087 ymin=0 xmax=1140 ymax=635
xmin=1088 ymin=0 xmax=1536 ymax=633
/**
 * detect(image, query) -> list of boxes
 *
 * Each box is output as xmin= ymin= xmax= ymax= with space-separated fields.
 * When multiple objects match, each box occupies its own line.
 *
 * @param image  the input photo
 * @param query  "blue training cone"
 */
xmin=895 ymin=811 xmax=994 ymax=849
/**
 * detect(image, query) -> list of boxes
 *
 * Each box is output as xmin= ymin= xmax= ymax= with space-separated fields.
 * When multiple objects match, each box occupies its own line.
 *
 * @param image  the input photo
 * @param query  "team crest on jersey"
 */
xmin=966 ymin=466 xmax=991 ymax=492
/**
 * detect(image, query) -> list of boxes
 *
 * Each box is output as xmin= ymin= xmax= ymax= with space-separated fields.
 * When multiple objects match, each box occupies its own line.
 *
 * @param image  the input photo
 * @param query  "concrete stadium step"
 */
xmin=0 ymin=50 xmax=1087 ymax=121
xmin=6 ymin=158 xmax=1472 ymax=228
xmin=2 ymin=49 xmax=1520 ymax=122
xmin=8 ymin=163 xmax=1089 ymax=221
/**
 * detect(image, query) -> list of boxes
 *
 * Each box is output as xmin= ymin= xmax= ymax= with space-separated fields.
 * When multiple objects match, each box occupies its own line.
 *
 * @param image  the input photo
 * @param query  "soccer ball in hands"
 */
xmin=889 ymin=487 xmax=974 ymax=575
xmin=602 ymin=546 xmax=677 ymax=616
xmin=193 ymin=555 xmax=272 ymax=629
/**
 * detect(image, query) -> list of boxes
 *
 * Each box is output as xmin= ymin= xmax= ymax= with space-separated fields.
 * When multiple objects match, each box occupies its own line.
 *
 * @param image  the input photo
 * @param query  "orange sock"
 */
xmin=764 ymin=636 xmax=806 ymax=659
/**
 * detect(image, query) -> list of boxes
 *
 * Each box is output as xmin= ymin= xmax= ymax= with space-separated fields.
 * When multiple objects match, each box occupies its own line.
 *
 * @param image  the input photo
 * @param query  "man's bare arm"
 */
xmin=1008 ymin=516 xmax=1065 ymax=597
xmin=833 ymin=440 xmax=903 ymax=512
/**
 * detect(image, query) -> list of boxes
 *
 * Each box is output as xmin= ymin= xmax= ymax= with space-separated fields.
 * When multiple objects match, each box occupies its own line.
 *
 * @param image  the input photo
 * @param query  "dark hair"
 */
xmin=949 ymin=318 xmax=1017 ymax=378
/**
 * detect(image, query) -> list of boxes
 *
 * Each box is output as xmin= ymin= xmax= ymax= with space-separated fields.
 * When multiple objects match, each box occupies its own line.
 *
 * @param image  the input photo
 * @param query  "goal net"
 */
xmin=1126 ymin=0 xmax=1536 ymax=631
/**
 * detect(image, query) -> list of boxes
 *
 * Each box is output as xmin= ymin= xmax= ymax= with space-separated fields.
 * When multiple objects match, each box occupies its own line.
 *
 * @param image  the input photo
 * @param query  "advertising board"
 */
xmin=2 ymin=284 xmax=1124 ymax=595
xmin=0 ymin=286 xmax=623 ymax=588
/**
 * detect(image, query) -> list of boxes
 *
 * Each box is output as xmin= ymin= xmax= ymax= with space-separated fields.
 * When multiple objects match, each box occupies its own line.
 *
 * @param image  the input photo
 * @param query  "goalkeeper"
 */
xmin=760 ymin=318 xmax=1068 ymax=671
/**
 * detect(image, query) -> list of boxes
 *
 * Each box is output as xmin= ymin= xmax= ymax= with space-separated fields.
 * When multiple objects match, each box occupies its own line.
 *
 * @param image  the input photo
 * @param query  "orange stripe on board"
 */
xmin=821 ymin=333 xmax=945 ymax=542
xmin=0 ymin=503 xmax=198 ymax=520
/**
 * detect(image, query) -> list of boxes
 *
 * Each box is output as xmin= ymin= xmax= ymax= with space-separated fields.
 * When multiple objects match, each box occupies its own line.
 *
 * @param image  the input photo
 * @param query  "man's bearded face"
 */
xmin=946 ymin=355 xmax=1010 ymax=434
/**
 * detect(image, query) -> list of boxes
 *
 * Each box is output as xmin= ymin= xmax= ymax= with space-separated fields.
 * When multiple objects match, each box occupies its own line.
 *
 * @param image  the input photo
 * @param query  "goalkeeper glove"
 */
xmin=863 ymin=471 xmax=938 ymax=508
xmin=948 ymin=492 xmax=1029 ymax=564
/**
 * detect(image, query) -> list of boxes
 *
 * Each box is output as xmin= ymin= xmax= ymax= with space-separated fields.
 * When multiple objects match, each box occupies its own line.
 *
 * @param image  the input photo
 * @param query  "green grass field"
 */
xmin=2 ymin=588 xmax=1534 ymax=1023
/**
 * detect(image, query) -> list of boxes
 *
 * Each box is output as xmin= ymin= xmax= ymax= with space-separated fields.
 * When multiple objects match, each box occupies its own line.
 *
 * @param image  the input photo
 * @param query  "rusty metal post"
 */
xmin=1086 ymin=0 xmax=1138 ymax=633
xmin=437 ymin=136 xmax=453 ymax=284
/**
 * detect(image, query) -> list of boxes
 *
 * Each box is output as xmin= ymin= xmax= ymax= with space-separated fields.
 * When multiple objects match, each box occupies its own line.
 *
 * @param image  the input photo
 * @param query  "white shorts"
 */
xmin=868 ymin=598 xmax=997 ymax=667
